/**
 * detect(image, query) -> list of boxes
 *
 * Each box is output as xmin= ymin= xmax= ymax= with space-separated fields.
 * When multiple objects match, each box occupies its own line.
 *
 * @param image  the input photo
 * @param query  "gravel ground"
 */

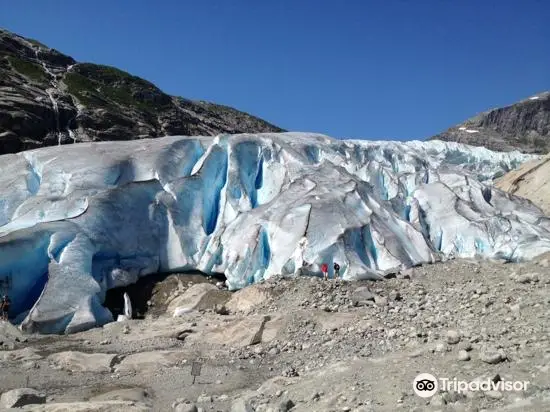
xmin=0 ymin=256 xmax=549 ymax=411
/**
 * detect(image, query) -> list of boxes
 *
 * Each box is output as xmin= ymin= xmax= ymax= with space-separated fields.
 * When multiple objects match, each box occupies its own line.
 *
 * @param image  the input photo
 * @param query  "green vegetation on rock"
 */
xmin=64 ymin=71 xmax=109 ymax=108
xmin=7 ymin=56 xmax=49 ymax=84
xmin=75 ymin=63 xmax=156 ymax=89
xmin=27 ymin=38 xmax=48 ymax=49
xmin=64 ymin=63 xmax=171 ymax=113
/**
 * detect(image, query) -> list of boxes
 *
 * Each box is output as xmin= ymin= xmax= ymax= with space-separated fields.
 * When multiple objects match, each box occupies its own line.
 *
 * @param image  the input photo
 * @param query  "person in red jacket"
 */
xmin=321 ymin=263 xmax=329 ymax=280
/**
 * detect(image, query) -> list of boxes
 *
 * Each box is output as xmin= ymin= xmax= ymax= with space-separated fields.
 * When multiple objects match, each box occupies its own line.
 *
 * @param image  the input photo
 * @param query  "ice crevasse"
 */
xmin=1 ymin=132 xmax=549 ymax=334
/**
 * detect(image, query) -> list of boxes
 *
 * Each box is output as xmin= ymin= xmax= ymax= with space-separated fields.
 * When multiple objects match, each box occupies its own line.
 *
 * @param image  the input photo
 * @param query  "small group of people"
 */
xmin=0 ymin=295 xmax=10 ymax=321
xmin=321 ymin=262 xmax=340 ymax=280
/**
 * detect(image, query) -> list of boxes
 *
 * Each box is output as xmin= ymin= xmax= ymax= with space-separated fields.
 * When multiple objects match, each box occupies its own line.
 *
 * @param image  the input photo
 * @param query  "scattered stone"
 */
xmin=485 ymin=390 xmax=503 ymax=399
xmin=399 ymin=268 xmax=413 ymax=279
xmin=281 ymin=367 xmax=299 ymax=377
xmin=373 ymin=296 xmax=388 ymax=306
xmin=515 ymin=273 xmax=540 ymax=284
xmin=458 ymin=350 xmax=471 ymax=361
xmin=351 ymin=287 xmax=375 ymax=306
xmin=17 ymin=400 xmax=150 ymax=411
xmin=196 ymin=393 xmax=212 ymax=403
xmin=429 ymin=394 xmax=446 ymax=406
xmin=434 ymin=342 xmax=447 ymax=353
xmin=278 ymin=399 xmax=295 ymax=412
xmin=0 ymin=388 xmax=45 ymax=408
xmin=175 ymin=403 xmax=198 ymax=412
xmin=446 ymin=330 xmax=461 ymax=344
xmin=479 ymin=347 xmax=506 ymax=364
xmin=172 ymin=398 xmax=190 ymax=408
xmin=231 ymin=398 xmax=254 ymax=412
xmin=90 ymin=388 xmax=149 ymax=403
xmin=174 ymin=307 xmax=193 ymax=317
xmin=214 ymin=304 xmax=229 ymax=315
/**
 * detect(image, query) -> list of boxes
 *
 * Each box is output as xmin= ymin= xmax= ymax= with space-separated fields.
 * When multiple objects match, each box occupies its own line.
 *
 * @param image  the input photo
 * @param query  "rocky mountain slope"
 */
xmin=430 ymin=92 xmax=550 ymax=154
xmin=0 ymin=28 xmax=283 ymax=155
xmin=495 ymin=153 xmax=550 ymax=215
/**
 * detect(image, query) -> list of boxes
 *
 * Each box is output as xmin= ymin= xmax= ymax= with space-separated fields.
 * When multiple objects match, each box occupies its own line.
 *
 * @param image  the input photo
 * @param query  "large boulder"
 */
xmin=313 ymin=312 xmax=355 ymax=331
xmin=0 ymin=347 xmax=42 ymax=362
xmin=495 ymin=153 xmax=550 ymax=214
xmin=47 ymin=351 xmax=118 ymax=373
xmin=0 ymin=388 xmax=45 ymax=408
xmin=168 ymin=283 xmax=231 ymax=315
xmin=114 ymin=351 xmax=187 ymax=373
xmin=187 ymin=315 xmax=273 ymax=347
xmin=225 ymin=284 xmax=274 ymax=313
xmin=0 ymin=320 xmax=25 ymax=345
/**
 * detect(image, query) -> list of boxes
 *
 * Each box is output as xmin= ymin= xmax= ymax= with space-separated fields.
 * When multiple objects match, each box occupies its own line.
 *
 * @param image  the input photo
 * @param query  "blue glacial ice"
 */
xmin=1 ymin=132 xmax=550 ymax=333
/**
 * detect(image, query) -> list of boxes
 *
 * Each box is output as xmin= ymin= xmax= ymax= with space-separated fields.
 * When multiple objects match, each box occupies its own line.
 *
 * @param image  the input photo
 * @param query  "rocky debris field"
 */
xmin=0 ymin=256 xmax=549 ymax=411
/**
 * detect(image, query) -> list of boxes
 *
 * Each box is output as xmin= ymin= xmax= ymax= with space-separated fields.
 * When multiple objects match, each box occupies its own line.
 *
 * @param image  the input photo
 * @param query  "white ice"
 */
xmin=0 ymin=132 xmax=547 ymax=334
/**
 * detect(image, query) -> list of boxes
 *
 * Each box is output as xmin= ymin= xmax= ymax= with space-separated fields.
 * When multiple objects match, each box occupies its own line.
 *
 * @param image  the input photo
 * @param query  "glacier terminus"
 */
xmin=1 ymin=132 xmax=549 ymax=334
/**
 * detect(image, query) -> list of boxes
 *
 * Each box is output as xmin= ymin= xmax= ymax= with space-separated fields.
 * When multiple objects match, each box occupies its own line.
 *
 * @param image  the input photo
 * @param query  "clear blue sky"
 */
xmin=1 ymin=0 xmax=549 ymax=140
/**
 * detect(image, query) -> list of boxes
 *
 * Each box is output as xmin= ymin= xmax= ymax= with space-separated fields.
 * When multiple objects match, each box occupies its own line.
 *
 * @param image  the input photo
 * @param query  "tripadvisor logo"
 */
xmin=413 ymin=373 xmax=529 ymax=398
xmin=413 ymin=373 xmax=438 ymax=398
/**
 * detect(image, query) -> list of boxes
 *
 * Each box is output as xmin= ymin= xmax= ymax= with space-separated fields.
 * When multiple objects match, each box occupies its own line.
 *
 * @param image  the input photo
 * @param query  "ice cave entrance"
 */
xmin=0 ymin=271 xmax=49 ymax=325
xmin=103 ymin=270 xmax=226 ymax=319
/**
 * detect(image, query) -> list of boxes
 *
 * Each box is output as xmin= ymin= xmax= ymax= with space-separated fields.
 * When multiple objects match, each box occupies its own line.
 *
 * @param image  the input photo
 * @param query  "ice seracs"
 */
xmin=0 ymin=132 xmax=548 ymax=334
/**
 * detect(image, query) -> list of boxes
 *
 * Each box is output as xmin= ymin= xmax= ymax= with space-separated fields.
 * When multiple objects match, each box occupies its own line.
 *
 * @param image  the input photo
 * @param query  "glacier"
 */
xmin=1 ymin=132 xmax=550 ymax=334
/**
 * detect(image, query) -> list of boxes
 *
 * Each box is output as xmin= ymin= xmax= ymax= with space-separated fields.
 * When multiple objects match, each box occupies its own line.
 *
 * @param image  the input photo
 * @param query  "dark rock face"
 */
xmin=430 ymin=92 xmax=550 ymax=154
xmin=0 ymin=28 xmax=284 ymax=155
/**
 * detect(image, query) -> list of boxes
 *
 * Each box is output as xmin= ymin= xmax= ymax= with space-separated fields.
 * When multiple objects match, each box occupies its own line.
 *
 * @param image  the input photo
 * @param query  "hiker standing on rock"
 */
xmin=321 ymin=263 xmax=329 ymax=280
xmin=333 ymin=262 xmax=340 ymax=280
xmin=1 ymin=295 xmax=10 ymax=321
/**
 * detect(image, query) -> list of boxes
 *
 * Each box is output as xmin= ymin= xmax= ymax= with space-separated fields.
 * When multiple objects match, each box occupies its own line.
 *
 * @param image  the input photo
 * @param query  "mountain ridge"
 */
xmin=0 ymin=28 xmax=284 ymax=155
xmin=430 ymin=91 xmax=550 ymax=154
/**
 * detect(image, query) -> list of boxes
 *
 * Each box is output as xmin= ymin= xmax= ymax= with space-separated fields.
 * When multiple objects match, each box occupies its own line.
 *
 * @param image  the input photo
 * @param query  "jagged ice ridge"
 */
xmin=1 ymin=132 xmax=549 ymax=334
